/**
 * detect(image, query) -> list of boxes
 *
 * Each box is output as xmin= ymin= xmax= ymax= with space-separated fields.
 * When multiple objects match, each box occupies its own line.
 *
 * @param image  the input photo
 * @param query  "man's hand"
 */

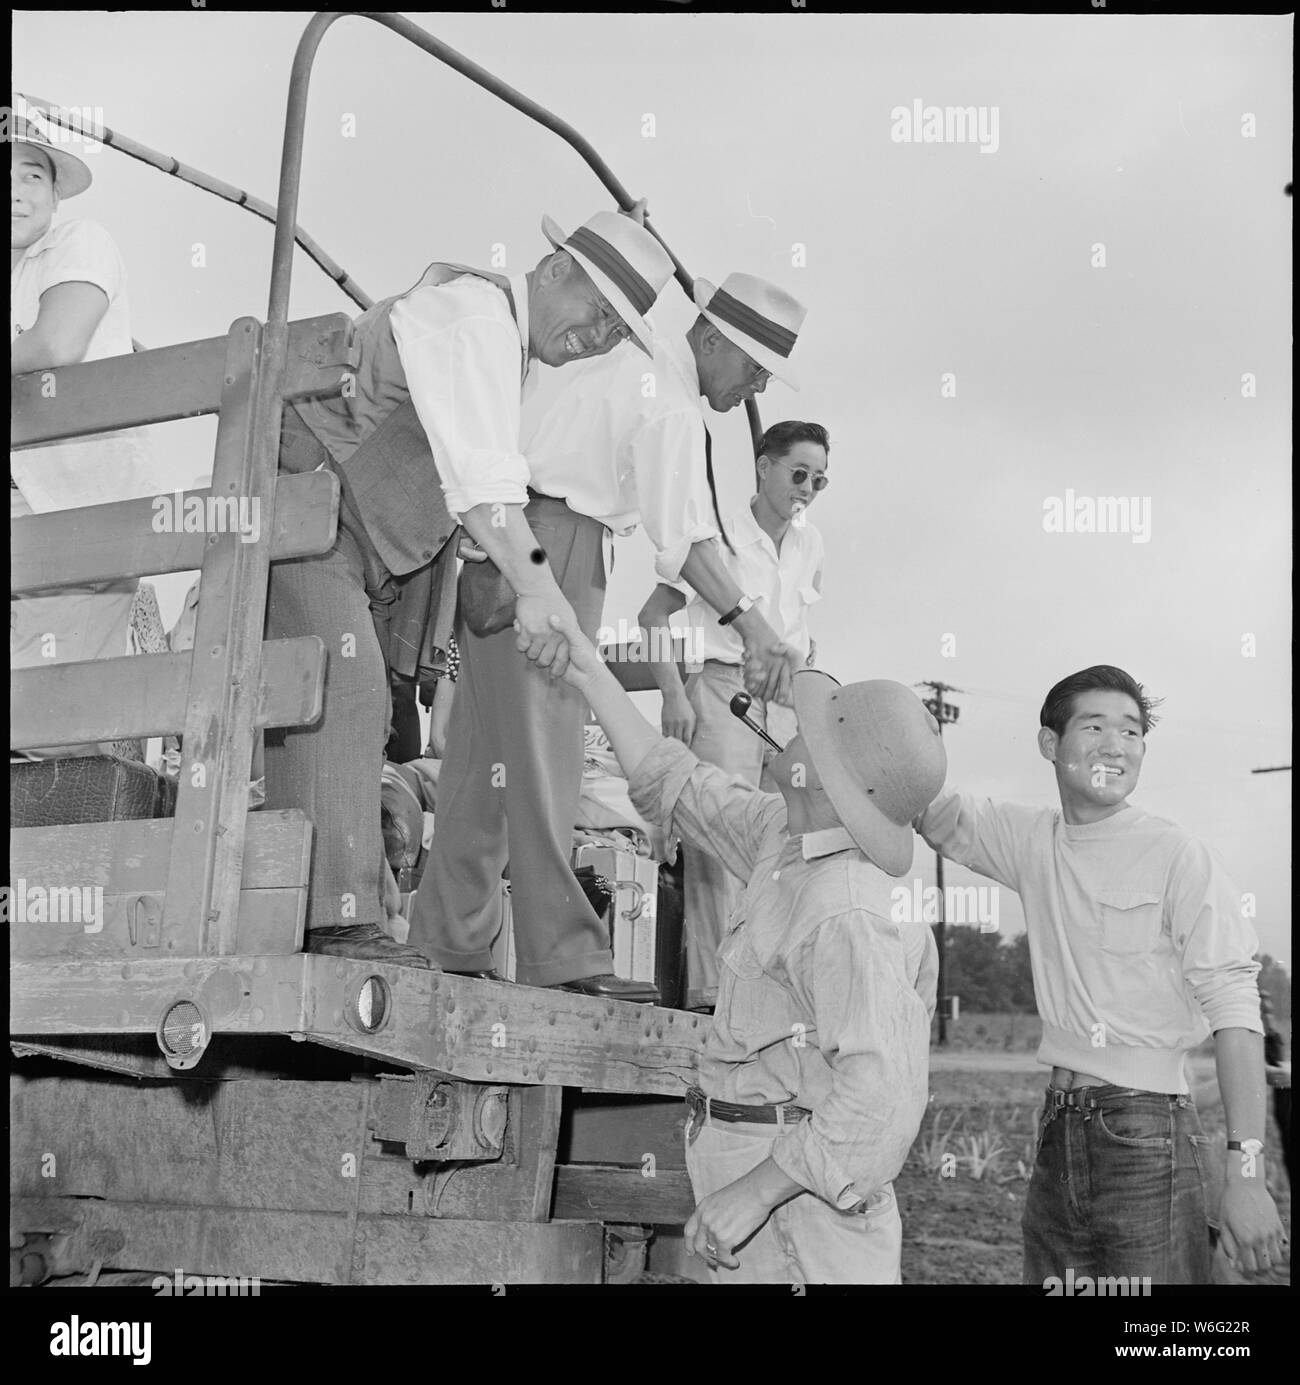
xmin=660 ymin=688 xmax=696 ymax=745
xmin=513 ymin=592 xmax=578 ymax=680
xmin=517 ymin=608 xmax=604 ymax=692
xmin=684 ymin=1175 xmax=777 ymax=1272
xmin=743 ymin=635 xmax=799 ymax=707
xmin=621 ymin=197 xmax=650 ymax=226
xmin=1219 ymin=1176 xmax=1287 ymax=1275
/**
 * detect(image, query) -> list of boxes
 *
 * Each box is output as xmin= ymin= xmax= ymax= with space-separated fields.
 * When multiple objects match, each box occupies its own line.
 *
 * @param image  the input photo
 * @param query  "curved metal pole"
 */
xmin=19 ymin=91 xmax=371 ymax=311
xmin=268 ymin=11 xmax=764 ymax=452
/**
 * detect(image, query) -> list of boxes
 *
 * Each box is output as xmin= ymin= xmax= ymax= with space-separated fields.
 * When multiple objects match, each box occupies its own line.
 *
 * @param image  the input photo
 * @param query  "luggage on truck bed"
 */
xmin=9 ymin=753 xmax=177 ymax=827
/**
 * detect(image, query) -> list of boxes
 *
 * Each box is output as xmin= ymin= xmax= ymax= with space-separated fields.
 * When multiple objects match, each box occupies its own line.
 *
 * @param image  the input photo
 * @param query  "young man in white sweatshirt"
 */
xmin=917 ymin=664 xmax=1285 ymax=1284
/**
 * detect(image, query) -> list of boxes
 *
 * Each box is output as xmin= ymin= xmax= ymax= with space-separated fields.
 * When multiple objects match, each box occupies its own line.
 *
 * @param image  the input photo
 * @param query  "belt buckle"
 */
xmin=1050 ymin=1088 xmax=1069 ymax=1113
xmin=684 ymin=1087 xmax=706 ymax=1145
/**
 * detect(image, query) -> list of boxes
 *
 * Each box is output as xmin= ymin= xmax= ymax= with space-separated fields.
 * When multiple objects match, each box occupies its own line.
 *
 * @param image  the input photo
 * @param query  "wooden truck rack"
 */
xmin=10 ymin=11 xmax=759 ymax=1286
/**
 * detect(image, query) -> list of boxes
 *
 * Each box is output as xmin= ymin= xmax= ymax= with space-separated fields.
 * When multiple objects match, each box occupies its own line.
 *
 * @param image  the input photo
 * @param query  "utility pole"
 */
xmin=918 ymin=681 xmax=962 ymax=1045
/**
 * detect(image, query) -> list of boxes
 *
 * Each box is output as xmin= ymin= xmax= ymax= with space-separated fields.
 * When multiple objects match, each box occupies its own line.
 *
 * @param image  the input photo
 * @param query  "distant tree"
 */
xmin=940 ymin=925 xmax=1037 ymax=1013
xmin=942 ymin=926 xmax=1007 ymax=1012
xmin=1005 ymin=932 xmax=1037 ymax=1013
xmin=1257 ymin=953 xmax=1291 ymax=1024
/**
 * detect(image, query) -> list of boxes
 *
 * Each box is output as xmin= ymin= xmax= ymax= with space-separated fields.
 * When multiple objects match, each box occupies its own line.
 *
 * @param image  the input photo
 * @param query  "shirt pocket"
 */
xmin=1096 ymin=890 xmax=1164 ymax=957
xmin=718 ymin=921 xmax=765 ymax=981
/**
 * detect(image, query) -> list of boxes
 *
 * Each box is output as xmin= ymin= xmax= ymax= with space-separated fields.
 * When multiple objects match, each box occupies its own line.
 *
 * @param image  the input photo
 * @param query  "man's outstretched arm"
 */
xmin=524 ymin=611 xmax=781 ymax=882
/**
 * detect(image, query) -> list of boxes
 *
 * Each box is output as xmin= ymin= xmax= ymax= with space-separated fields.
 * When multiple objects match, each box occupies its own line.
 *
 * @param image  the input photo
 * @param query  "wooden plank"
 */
xmin=10 ymin=635 xmax=324 ymax=748
xmin=563 ymin=1095 xmax=689 ymax=1168
xmin=10 ymin=955 xmax=312 ymax=1037
xmin=10 ymin=1074 xmax=365 ymax=1214
xmin=162 ymin=317 xmax=281 ymax=957
xmin=10 ymin=809 xmax=312 ymax=891
xmin=9 ymin=957 xmax=705 ymax=1096
xmin=10 ymin=1071 xmax=598 ymax=1230
xmin=11 ymin=315 xmax=356 ymax=448
xmin=8 ymin=888 xmax=304 ymax=960
xmin=553 ymin=1165 xmax=695 ymax=1224
xmin=12 ymin=334 xmax=226 ymax=447
xmin=10 ymin=470 xmax=339 ymax=593
xmin=303 ymin=966 xmax=705 ymax=1096
xmin=9 ymin=1197 xmax=603 ymax=1285
xmin=518 ymin=1085 xmax=564 ymax=1222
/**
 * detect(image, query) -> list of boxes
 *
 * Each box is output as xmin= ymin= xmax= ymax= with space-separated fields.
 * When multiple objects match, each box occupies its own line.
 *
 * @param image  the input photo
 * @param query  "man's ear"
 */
xmin=537 ymin=249 xmax=568 ymax=286
xmin=1036 ymin=726 xmax=1058 ymax=763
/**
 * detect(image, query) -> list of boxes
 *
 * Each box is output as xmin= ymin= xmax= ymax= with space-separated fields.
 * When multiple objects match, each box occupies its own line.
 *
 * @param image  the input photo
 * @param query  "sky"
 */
xmin=13 ymin=10 xmax=1292 ymax=963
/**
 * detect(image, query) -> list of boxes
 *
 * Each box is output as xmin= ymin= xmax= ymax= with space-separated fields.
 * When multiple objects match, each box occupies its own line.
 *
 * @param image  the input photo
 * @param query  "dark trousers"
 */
xmin=1022 ymin=1086 xmax=1213 ymax=1286
xmin=407 ymin=497 xmax=611 ymax=986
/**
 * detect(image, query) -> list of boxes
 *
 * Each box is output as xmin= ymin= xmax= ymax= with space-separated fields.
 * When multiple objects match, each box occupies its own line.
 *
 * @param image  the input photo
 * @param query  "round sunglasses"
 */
xmin=768 ymin=456 xmax=829 ymax=491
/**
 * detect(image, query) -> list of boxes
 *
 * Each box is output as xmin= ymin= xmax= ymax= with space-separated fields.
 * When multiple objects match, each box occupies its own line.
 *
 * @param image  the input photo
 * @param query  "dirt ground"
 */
xmin=897 ymin=1052 xmax=1293 ymax=1287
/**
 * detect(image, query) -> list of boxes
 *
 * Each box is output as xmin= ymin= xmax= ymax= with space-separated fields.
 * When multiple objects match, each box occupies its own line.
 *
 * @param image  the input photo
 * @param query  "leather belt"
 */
xmin=686 ymin=1084 xmax=810 ymax=1127
xmin=1048 ymin=1087 xmax=1105 ymax=1112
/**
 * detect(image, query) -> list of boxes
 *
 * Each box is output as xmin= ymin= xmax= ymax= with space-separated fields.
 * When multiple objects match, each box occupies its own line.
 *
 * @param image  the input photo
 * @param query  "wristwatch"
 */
xmin=718 ymin=595 xmax=754 ymax=627
xmin=1227 ymin=1139 xmax=1264 ymax=1156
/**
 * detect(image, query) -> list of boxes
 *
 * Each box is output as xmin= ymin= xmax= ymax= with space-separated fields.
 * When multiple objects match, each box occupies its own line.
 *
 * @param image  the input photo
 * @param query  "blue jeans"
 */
xmin=1022 ymin=1086 xmax=1213 ymax=1286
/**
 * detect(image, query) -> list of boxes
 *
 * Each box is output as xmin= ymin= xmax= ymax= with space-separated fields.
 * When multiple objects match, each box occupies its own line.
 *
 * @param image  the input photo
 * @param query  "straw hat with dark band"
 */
xmin=792 ymin=670 xmax=948 ymax=877
xmin=541 ymin=210 xmax=674 ymax=357
xmin=693 ymin=271 xmax=807 ymax=389
xmin=11 ymin=111 xmax=93 ymax=198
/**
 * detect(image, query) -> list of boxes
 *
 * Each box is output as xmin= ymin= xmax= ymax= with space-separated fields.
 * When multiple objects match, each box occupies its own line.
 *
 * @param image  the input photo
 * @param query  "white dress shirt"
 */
xmin=520 ymin=333 xmax=720 ymax=582
xmin=11 ymin=218 xmax=165 ymax=512
xmin=389 ymin=270 xmax=534 ymax=518
xmin=680 ymin=501 xmax=824 ymax=664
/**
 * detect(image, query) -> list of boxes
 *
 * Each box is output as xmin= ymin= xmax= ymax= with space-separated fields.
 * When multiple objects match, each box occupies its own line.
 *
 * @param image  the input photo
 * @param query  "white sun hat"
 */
xmin=540 ymin=210 xmax=675 ymax=357
xmin=692 ymin=272 xmax=807 ymax=389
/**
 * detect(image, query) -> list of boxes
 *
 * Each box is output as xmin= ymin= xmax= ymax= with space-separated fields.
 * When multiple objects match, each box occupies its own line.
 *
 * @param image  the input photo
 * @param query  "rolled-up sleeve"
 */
xmin=631 ymin=412 xmax=719 ymax=583
xmin=1169 ymin=839 xmax=1263 ymax=1034
xmin=390 ymin=283 xmax=530 ymax=517
xmin=770 ymin=913 xmax=933 ymax=1208
xmin=628 ymin=738 xmax=783 ymax=882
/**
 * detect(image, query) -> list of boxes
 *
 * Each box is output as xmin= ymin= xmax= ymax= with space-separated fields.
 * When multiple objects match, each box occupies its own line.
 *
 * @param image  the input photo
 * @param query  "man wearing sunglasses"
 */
xmin=640 ymin=420 xmax=829 ymax=1010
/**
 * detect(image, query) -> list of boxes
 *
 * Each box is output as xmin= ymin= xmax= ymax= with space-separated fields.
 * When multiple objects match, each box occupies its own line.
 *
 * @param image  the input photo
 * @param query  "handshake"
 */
xmin=516 ymin=605 xmax=802 ymax=706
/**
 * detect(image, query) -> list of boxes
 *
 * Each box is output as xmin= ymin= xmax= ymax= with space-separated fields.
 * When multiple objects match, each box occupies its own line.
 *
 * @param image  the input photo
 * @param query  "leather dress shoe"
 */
xmin=444 ymin=968 xmax=508 ymax=982
xmin=306 ymin=923 xmax=433 ymax=969
xmin=550 ymin=973 xmax=660 ymax=1004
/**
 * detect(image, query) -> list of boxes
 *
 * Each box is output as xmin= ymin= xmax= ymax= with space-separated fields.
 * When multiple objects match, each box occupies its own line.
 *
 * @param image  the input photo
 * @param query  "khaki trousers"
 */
xmin=685 ymin=1117 xmax=903 ymax=1285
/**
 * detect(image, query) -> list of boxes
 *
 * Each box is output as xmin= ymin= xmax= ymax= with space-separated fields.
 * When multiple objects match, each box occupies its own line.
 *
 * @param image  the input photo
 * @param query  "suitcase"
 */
xmin=572 ymin=839 xmax=659 ymax=985
xmin=10 ymin=754 xmax=175 ymax=827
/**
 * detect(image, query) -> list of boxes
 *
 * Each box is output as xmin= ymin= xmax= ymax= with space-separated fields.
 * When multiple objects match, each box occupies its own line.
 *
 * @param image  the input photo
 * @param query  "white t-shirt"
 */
xmin=10 ymin=217 xmax=164 ymax=512
xmin=679 ymin=501 xmax=824 ymax=665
